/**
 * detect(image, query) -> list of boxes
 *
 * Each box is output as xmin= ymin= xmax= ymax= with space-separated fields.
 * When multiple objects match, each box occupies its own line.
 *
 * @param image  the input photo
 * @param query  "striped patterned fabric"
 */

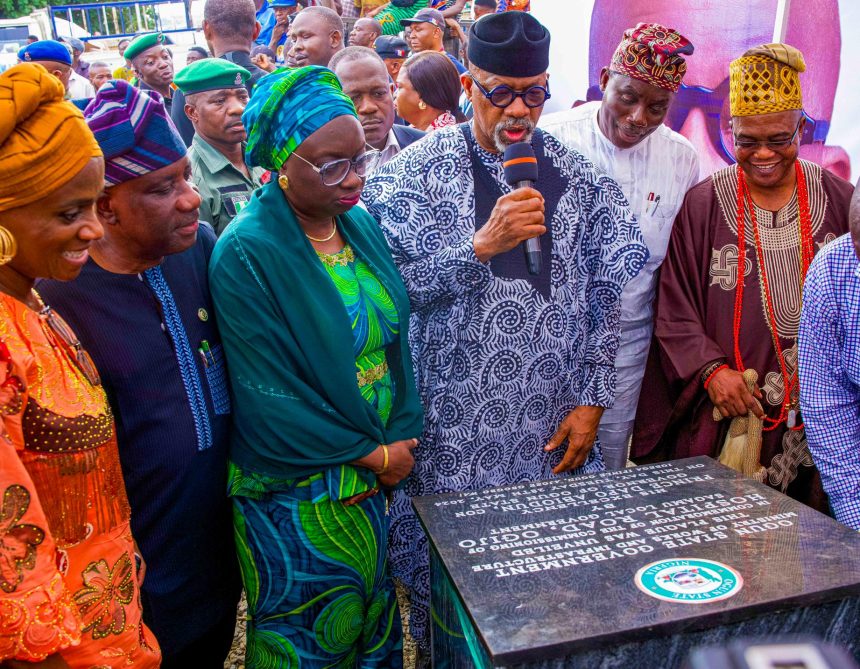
xmin=84 ymin=79 xmax=186 ymax=185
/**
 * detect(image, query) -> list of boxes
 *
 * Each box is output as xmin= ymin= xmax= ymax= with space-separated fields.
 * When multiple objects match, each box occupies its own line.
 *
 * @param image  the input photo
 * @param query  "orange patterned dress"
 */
xmin=0 ymin=291 xmax=160 ymax=667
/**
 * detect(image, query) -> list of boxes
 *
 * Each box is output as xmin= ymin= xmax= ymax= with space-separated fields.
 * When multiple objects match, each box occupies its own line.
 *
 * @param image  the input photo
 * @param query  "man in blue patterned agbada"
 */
xmin=363 ymin=11 xmax=648 ymax=656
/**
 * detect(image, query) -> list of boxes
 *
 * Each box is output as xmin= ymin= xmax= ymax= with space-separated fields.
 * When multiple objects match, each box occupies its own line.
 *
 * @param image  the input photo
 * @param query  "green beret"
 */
xmin=174 ymin=58 xmax=250 ymax=94
xmin=125 ymin=32 xmax=167 ymax=62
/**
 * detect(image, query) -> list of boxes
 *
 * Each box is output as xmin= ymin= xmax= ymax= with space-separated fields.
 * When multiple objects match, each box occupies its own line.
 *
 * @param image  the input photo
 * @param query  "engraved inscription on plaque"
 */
xmin=446 ymin=461 xmax=784 ymax=579
xmin=414 ymin=457 xmax=860 ymax=664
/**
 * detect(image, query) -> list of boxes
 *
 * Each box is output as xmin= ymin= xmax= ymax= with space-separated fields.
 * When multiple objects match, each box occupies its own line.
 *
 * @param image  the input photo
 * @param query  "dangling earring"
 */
xmin=418 ymin=100 xmax=427 ymax=110
xmin=0 ymin=227 xmax=17 ymax=265
xmin=278 ymin=175 xmax=290 ymax=192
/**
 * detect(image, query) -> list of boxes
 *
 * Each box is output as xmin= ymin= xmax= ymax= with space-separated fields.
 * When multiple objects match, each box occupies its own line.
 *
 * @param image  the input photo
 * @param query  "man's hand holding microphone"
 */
xmin=473 ymin=188 xmax=545 ymax=263
xmin=473 ymin=142 xmax=545 ymax=271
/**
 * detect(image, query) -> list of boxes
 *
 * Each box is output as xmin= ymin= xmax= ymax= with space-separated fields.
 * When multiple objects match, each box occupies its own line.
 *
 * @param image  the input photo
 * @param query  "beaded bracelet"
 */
xmin=699 ymin=360 xmax=726 ymax=385
xmin=703 ymin=364 xmax=729 ymax=390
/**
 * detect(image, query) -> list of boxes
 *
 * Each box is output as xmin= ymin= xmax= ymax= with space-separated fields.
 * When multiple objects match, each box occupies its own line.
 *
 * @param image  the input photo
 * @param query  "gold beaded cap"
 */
xmin=729 ymin=43 xmax=805 ymax=117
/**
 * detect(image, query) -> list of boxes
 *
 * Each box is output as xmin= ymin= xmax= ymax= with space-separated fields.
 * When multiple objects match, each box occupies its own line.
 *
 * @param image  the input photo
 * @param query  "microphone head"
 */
xmin=503 ymin=142 xmax=538 ymax=186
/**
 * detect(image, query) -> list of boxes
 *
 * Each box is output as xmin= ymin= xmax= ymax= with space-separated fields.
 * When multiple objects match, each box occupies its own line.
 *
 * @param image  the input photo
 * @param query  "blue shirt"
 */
xmin=444 ymin=50 xmax=467 ymax=74
xmin=798 ymin=233 xmax=860 ymax=531
xmin=256 ymin=0 xmax=276 ymax=45
xmin=38 ymin=225 xmax=241 ymax=654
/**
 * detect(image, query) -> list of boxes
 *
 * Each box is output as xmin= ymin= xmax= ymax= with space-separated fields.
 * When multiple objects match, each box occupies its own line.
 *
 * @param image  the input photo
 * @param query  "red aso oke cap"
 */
xmin=609 ymin=23 xmax=694 ymax=93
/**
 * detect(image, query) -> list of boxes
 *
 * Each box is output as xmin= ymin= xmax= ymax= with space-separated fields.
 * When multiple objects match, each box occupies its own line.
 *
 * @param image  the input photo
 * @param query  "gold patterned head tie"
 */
xmin=729 ymin=43 xmax=806 ymax=117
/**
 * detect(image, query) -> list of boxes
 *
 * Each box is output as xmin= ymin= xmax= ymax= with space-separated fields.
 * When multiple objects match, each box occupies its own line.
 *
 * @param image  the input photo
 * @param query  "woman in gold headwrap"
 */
xmin=0 ymin=63 xmax=160 ymax=668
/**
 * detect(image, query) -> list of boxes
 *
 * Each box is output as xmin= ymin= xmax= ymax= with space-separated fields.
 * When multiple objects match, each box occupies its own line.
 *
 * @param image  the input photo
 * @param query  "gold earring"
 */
xmin=418 ymin=100 xmax=427 ymax=110
xmin=0 ymin=226 xmax=17 ymax=265
xmin=278 ymin=175 xmax=290 ymax=192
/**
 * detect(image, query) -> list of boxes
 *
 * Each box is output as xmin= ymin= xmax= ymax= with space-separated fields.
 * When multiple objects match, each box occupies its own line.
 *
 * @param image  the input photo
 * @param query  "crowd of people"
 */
xmin=0 ymin=1 xmax=858 ymax=668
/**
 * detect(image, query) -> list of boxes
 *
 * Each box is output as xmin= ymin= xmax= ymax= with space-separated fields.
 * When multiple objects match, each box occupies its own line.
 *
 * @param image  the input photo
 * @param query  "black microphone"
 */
xmin=502 ymin=142 xmax=541 ymax=275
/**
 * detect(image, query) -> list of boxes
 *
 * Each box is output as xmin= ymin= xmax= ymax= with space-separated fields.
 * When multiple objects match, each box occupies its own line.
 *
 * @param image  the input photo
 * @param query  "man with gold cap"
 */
xmin=38 ymin=79 xmax=241 ymax=668
xmin=175 ymin=58 xmax=267 ymax=235
xmin=632 ymin=44 xmax=854 ymax=513
xmin=540 ymin=24 xmax=699 ymax=470
xmin=364 ymin=11 xmax=647 ymax=656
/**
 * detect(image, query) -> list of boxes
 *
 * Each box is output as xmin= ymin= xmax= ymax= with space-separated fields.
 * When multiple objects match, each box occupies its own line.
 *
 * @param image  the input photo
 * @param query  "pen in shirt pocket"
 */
xmin=198 ymin=339 xmax=215 ymax=368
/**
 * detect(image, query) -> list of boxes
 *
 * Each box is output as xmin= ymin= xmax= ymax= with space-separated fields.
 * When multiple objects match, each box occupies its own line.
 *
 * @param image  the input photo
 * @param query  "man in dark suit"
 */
xmin=331 ymin=46 xmax=426 ymax=173
xmin=172 ymin=0 xmax=268 ymax=146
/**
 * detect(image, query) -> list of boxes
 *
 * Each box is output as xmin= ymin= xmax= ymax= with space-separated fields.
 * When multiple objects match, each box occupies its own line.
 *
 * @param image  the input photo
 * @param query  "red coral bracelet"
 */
xmin=703 ymin=364 xmax=729 ymax=390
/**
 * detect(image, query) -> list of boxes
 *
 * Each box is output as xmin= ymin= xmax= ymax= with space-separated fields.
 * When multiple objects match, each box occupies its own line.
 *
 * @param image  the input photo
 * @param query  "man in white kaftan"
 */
xmin=540 ymin=22 xmax=699 ymax=468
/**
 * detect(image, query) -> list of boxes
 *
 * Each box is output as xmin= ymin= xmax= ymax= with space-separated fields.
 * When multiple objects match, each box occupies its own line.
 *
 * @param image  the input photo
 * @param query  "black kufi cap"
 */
xmin=467 ymin=11 xmax=550 ymax=78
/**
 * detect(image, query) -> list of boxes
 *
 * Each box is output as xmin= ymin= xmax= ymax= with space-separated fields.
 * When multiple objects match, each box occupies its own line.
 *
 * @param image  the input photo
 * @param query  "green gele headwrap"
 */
xmin=243 ymin=66 xmax=358 ymax=172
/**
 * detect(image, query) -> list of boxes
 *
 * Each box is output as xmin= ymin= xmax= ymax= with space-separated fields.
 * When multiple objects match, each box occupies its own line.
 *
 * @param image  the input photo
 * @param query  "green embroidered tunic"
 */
xmin=317 ymin=244 xmax=399 ymax=424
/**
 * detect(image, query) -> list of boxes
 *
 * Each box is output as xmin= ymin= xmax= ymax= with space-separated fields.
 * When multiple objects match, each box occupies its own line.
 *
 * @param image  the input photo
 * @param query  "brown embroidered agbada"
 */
xmin=632 ymin=160 xmax=853 ymax=512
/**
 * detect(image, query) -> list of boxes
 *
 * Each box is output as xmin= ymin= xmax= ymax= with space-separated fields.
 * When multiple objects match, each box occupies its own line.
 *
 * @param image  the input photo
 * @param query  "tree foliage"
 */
xmin=0 ymin=0 xmax=91 ymax=21
xmin=0 ymin=0 xmax=40 ymax=20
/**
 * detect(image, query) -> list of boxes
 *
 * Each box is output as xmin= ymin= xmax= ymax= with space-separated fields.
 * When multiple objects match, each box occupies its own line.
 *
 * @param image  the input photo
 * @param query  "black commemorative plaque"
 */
xmin=412 ymin=457 xmax=860 ymax=668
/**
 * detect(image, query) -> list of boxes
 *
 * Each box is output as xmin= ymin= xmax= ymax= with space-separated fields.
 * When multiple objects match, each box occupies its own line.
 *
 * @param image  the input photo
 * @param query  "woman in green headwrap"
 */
xmin=209 ymin=65 xmax=423 ymax=668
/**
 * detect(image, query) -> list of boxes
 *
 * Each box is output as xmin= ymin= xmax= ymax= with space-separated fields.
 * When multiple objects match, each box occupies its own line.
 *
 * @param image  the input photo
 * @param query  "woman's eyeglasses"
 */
xmin=291 ymin=150 xmax=381 ymax=187
xmin=39 ymin=305 xmax=101 ymax=386
xmin=471 ymin=78 xmax=551 ymax=109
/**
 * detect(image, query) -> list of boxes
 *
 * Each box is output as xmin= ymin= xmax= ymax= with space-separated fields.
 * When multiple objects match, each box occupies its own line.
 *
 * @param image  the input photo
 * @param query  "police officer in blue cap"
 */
xmin=19 ymin=39 xmax=95 ymax=102
xmin=374 ymin=34 xmax=409 ymax=81
xmin=17 ymin=40 xmax=72 ymax=90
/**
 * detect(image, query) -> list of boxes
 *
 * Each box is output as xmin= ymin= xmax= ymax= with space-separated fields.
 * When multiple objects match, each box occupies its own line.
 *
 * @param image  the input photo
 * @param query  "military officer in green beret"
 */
xmin=126 ymin=32 xmax=176 ymax=112
xmin=175 ymin=58 xmax=267 ymax=235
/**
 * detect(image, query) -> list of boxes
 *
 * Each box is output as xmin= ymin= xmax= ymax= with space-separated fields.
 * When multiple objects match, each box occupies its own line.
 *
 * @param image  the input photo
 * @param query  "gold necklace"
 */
xmin=305 ymin=219 xmax=338 ymax=243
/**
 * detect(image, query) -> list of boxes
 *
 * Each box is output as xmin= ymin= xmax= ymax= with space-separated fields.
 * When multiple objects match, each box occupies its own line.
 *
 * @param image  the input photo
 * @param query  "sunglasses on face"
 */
xmin=291 ymin=149 xmax=380 ymax=187
xmin=586 ymin=80 xmax=829 ymax=163
xmin=471 ymin=77 xmax=551 ymax=109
